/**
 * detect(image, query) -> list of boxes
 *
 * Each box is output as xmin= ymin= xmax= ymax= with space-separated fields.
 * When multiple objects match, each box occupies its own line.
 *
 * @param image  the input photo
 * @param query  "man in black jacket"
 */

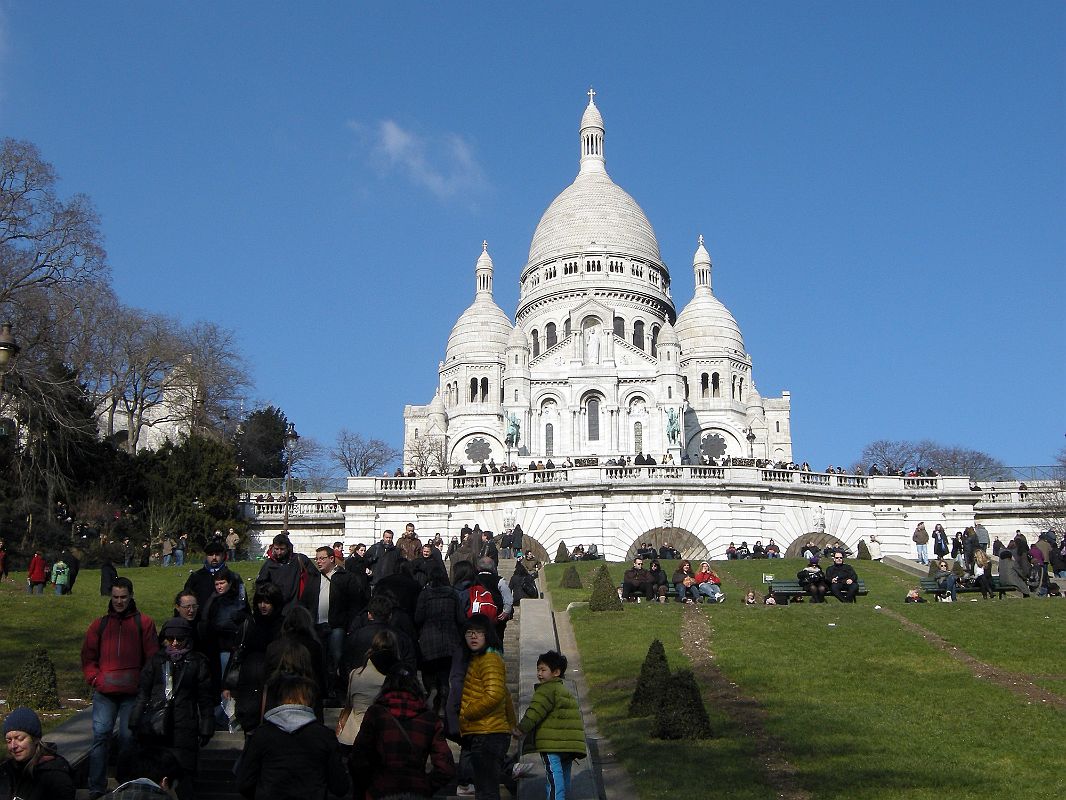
xmin=826 ymin=553 xmax=860 ymax=603
xmin=255 ymin=534 xmax=311 ymax=613
xmin=365 ymin=529 xmax=402 ymax=587
xmin=186 ymin=541 xmax=243 ymax=608
xmin=300 ymin=546 xmax=368 ymax=700
xmin=621 ymin=557 xmax=653 ymax=602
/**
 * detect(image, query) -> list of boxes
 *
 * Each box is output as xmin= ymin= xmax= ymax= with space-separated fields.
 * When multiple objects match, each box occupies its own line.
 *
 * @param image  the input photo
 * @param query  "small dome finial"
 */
xmin=482 ymin=240 xmax=488 ymax=252
xmin=698 ymin=233 xmax=704 ymax=247
xmin=587 ymin=87 xmax=596 ymax=104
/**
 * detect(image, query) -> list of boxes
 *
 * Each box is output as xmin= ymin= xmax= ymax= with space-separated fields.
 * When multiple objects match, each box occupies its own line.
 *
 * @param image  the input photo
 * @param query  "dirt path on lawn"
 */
xmin=877 ymin=606 xmax=1066 ymax=712
xmin=680 ymin=604 xmax=812 ymax=800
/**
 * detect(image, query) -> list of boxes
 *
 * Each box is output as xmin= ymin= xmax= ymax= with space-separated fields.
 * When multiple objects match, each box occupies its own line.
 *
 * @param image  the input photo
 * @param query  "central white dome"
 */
xmin=527 ymin=171 xmax=662 ymax=266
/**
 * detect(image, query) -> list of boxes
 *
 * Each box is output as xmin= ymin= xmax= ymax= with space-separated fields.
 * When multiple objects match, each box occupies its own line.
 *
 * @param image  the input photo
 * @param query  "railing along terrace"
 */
xmin=250 ymin=500 xmax=340 ymax=517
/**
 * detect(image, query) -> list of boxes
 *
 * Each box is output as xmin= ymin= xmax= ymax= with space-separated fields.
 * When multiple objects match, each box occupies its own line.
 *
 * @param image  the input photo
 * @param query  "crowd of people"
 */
xmin=0 ymin=521 xmax=592 ymax=800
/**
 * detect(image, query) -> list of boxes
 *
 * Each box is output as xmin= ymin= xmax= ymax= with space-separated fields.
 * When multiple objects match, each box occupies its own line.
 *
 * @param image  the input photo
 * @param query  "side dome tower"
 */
xmin=444 ymin=241 xmax=513 ymax=364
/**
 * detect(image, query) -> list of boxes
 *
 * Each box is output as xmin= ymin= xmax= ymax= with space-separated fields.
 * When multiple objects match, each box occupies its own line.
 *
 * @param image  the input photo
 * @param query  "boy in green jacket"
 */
xmin=512 ymin=650 xmax=586 ymax=800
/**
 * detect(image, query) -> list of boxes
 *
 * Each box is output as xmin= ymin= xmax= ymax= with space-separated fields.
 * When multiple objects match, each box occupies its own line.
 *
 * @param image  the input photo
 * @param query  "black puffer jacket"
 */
xmin=0 ymin=744 xmax=75 ymax=800
xmin=129 ymin=651 xmax=214 ymax=771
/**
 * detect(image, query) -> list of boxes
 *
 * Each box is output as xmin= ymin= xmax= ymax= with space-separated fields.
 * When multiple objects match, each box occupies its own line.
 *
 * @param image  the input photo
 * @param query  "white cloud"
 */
xmin=349 ymin=118 xmax=488 ymax=201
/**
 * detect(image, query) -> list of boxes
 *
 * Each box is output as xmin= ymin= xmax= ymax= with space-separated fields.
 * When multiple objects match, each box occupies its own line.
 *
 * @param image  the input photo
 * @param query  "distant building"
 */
xmin=403 ymin=92 xmax=792 ymax=470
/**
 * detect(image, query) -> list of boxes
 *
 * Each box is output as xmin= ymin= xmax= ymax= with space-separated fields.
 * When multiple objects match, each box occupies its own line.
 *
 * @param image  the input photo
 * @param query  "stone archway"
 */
xmin=625 ymin=526 xmax=707 ymax=562
xmin=784 ymin=532 xmax=850 ymax=558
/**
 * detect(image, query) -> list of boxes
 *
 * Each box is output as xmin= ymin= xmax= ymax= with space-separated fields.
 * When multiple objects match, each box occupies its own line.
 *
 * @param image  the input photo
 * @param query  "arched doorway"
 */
xmin=624 ymin=527 xmax=707 ymax=561
xmin=784 ymin=533 xmax=851 ymax=558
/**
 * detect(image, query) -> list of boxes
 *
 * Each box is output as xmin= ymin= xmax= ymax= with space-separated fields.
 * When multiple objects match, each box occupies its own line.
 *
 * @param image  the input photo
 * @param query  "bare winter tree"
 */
xmin=331 ymin=429 xmax=401 ymax=476
xmin=407 ymin=434 xmax=450 ymax=476
xmin=0 ymin=138 xmax=109 ymax=311
xmin=856 ymin=438 xmax=1008 ymax=480
xmin=1029 ymin=446 xmax=1066 ymax=534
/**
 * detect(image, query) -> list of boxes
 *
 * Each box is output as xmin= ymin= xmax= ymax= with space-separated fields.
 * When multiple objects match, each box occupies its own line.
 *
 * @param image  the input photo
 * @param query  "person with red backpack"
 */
xmin=254 ymin=534 xmax=312 ymax=614
xmin=80 ymin=577 xmax=159 ymax=798
xmin=468 ymin=559 xmax=513 ymax=649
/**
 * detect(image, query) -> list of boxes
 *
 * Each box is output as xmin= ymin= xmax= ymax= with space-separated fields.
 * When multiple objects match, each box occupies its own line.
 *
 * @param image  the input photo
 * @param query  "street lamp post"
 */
xmin=0 ymin=323 xmax=20 ymax=438
xmin=745 ymin=427 xmax=756 ymax=459
xmin=282 ymin=421 xmax=299 ymax=534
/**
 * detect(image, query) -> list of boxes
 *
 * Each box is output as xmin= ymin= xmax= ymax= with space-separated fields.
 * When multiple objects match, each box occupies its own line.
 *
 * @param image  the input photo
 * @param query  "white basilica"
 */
xmin=403 ymin=92 xmax=793 ymax=470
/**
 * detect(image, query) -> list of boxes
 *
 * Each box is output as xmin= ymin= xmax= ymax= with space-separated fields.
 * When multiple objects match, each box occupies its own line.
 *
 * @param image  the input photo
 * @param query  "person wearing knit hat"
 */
xmin=255 ymin=533 xmax=311 ymax=614
xmin=0 ymin=706 xmax=75 ymax=799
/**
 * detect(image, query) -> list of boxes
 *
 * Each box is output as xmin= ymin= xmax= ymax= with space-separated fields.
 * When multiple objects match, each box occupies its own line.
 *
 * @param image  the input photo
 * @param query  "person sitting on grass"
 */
xmin=904 ymin=588 xmax=927 ymax=604
xmin=797 ymin=556 xmax=829 ymax=603
xmin=671 ymin=560 xmax=700 ymax=604
xmin=512 ymin=650 xmax=585 ymax=800
xmin=743 ymin=591 xmax=758 ymax=605
xmin=826 ymin=553 xmax=860 ymax=603
xmin=693 ymin=561 xmax=725 ymax=603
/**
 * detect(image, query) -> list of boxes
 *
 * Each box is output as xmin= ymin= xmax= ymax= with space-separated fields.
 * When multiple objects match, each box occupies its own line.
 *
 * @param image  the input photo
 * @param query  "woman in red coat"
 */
xmin=27 ymin=551 xmax=48 ymax=595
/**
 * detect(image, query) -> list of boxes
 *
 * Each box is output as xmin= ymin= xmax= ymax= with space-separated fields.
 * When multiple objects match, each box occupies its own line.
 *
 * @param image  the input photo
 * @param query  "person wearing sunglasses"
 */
xmin=826 ymin=552 xmax=860 ymax=603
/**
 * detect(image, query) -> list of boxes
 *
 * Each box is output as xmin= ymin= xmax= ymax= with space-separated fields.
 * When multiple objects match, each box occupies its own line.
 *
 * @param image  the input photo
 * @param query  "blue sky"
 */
xmin=1 ymin=2 xmax=1063 ymax=473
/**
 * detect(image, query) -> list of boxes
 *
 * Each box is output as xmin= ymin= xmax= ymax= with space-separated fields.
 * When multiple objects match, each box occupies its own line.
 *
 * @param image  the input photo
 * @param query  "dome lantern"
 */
xmin=579 ymin=87 xmax=606 ymax=176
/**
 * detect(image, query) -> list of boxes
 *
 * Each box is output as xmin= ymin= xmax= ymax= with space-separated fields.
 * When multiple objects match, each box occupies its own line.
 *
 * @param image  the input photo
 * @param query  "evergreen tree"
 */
xmin=588 ymin=563 xmax=622 ymax=612
xmin=234 ymin=406 xmax=289 ymax=478
xmin=856 ymin=539 xmax=871 ymax=560
xmin=554 ymin=540 xmax=570 ymax=563
xmin=629 ymin=639 xmax=669 ymax=716
xmin=651 ymin=669 xmax=713 ymax=739
xmin=7 ymin=646 xmax=60 ymax=710
xmin=559 ymin=564 xmax=583 ymax=589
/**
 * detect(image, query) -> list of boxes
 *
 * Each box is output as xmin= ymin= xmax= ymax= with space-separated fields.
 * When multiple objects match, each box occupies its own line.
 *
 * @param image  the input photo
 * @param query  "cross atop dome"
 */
xmin=482 ymin=240 xmax=488 ymax=252
xmin=579 ymin=88 xmax=605 ymax=174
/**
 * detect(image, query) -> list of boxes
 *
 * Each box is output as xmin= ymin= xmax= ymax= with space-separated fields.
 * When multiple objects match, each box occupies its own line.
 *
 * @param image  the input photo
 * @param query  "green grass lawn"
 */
xmin=545 ymin=559 xmax=1066 ymax=800
xmin=0 ymin=562 xmax=259 ymax=708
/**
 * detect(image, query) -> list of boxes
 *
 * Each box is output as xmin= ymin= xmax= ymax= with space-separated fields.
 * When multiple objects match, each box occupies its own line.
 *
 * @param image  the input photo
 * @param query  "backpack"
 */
xmin=467 ymin=584 xmax=499 ymax=623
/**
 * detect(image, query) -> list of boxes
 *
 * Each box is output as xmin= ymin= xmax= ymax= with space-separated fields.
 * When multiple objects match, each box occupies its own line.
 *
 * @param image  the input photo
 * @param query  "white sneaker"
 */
xmin=716 ymin=593 xmax=726 ymax=603
xmin=512 ymin=762 xmax=535 ymax=779
xmin=457 ymin=784 xmax=476 ymax=797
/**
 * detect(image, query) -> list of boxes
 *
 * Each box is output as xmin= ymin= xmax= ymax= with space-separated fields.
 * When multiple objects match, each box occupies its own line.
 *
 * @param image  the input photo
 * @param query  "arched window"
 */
xmin=532 ymin=330 xmax=540 ymax=358
xmin=564 ymin=318 xmax=572 ymax=337
xmin=633 ymin=320 xmax=645 ymax=351
xmin=712 ymin=372 xmax=720 ymax=398
xmin=545 ymin=322 xmax=557 ymax=349
xmin=738 ymin=378 xmax=744 ymax=399
xmin=776 ymin=421 xmax=780 ymax=433
xmin=480 ymin=377 xmax=489 ymax=403
xmin=469 ymin=378 xmax=478 ymax=403
xmin=667 ymin=386 xmax=672 ymax=399
xmin=650 ymin=325 xmax=660 ymax=357
xmin=514 ymin=389 xmax=519 ymax=402
xmin=545 ymin=423 xmax=554 ymax=457
xmin=731 ymin=375 xmax=737 ymax=400
xmin=613 ymin=316 xmax=625 ymax=338
xmin=683 ymin=376 xmax=689 ymax=400
xmin=633 ymin=421 xmax=643 ymax=454
xmin=701 ymin=373 xmax=709 ymax=399
xmin=587 ymin=398 xmax=600 ymax=441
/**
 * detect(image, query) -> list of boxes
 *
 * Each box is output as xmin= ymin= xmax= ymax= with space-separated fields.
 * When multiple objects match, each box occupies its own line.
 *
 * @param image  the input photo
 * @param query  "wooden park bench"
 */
xmin=919 ymin=576 xmax=1019 ymax=599
xmin=763 ymin=577 xmax=869 ymax=604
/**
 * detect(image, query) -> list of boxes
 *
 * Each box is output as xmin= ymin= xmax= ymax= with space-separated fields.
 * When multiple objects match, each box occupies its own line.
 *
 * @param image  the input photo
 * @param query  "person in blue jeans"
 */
xmin=934 ymin=561 xmax=958 ymax=602
xmin=174 ymin=533 xmax=187 ymax=567
xmin=80 ymin=578 xmax=159 ymax=798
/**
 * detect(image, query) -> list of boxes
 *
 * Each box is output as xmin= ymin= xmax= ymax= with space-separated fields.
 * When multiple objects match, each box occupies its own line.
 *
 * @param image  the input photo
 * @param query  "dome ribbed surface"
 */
xmin=581 ymin=100 xmax=604 ymax=130
xmin=527 ymin=172 xmax=661 ymax=266
xmin=675 ymin=291 xmax=746 ymax=356
xmin=445 ymin=297 xmax=513 ymax=363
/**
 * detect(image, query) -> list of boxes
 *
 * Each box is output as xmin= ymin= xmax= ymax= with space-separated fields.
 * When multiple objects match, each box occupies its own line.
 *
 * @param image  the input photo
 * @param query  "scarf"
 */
xmin=165 ymin=643 xmax=191 ymax=663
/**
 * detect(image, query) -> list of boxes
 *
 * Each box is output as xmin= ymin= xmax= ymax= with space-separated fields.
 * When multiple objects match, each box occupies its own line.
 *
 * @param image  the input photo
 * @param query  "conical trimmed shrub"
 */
xmin=554 ymin=541 xmax=570 ymax=563
xmin=7 ymin=646 xmax=60 ymax=710
xmin=588 ymin=563 xmax=622 ymax=612
xmin=559 ymin=564 xmax=583 ymax=589
xmin=628 ymin=639 xmax=669 ymax=716
xmin=856 ymin=540 xmax=871 ymax=560
xmin=651 ymin=669 xmax=713 ymax=739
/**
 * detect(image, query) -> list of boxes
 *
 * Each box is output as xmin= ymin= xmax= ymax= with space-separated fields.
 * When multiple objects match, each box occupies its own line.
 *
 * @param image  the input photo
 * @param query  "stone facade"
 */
xmin=403 ymin=92 xmax=792 ymax=471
